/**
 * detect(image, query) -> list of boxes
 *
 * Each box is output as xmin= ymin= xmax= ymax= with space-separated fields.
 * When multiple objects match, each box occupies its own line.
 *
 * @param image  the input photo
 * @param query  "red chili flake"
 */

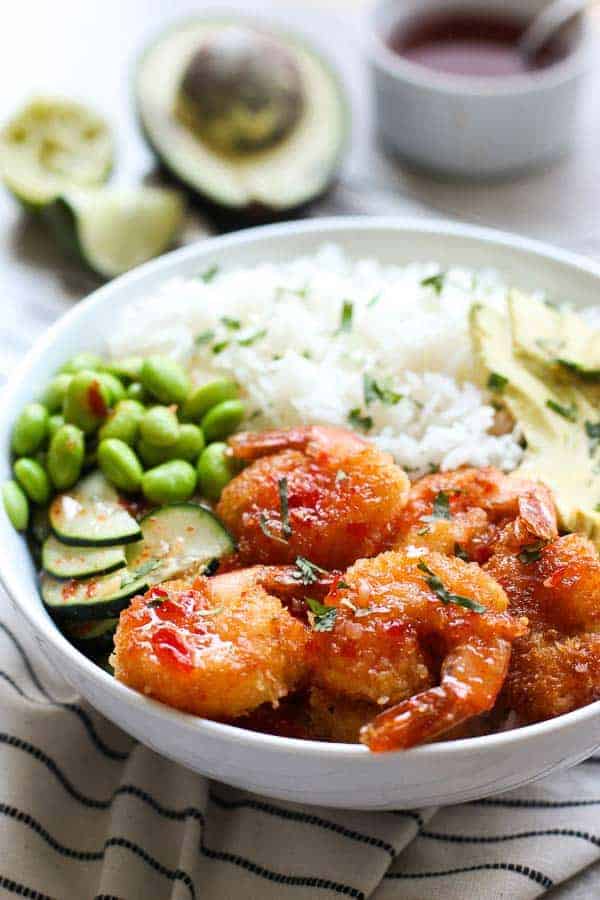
xmin=87 ymin=379 xmax=108 ymax=418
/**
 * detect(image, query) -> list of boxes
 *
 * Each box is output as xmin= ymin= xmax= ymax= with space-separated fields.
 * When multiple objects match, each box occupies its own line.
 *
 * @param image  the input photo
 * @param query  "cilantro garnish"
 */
xmin=419 ymin=491 xmax=454 ymax=527
xmin=518 ymin=541 xmax=545 ymax=564
xmin=585 ymin=420 xmax=600 ymax=457
xmin=278 ymin=477 xmax=292 ymax=539
xmin=336 ymin=579 xmax=350 ymax=590
xmin=195 ymin=329 xmax=215 ymax=345
xmin=306 ymin=597 xmax=337 ymax=632
xmin=421 ymin=272 xmax=445 ymax=294
xmin=454 ymin=543 xmax=470 ymax=562
xmin=546 ymin=399 xmax=578 ymax=422
xmin=367 ymin=293 xmax=380 ymax=308
xmin=221 ymin=316 xmax=241 ymax=330
xmin=417 ymin=560 xmax=486 ymax=613
xmin=294 ymin=555 xmax=328 ymax=585
xmin=121 ymin=558 xmax=160 ymax=588
xmin=203 ymin=558 xmax=220 ymax=577
xmin=363 ymin=374 xmax=403 ymax=407
xmin=199 ymin=264 xmax=219 ymax=283
xmin=336 ymin=300 xmax=353 ymax=334
xmin=557 ymin=359 xmax=600 ymax=381
xmin=487 ymin=372 xmax=508 ymax=393
xmin=348 ymin=408 xmax=373 ymax=432
xmin=212 ymin=340 xmax=229 ymax=355
xmin=237 ymin=328 xmax=267 ymax=347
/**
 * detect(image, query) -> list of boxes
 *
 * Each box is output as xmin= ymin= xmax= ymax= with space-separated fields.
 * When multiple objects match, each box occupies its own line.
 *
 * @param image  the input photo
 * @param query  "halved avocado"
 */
xmin=135 ymin=18 xmax=348 ymax=220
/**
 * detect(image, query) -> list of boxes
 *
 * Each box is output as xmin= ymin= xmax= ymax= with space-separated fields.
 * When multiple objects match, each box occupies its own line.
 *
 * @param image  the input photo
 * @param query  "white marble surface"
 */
xmin=2 ymin=1 xmax=600 ymax=895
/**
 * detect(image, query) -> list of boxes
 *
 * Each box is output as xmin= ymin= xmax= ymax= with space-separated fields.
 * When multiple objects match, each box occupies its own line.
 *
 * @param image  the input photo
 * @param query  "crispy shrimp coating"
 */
xmin=393 ymin=466 xmax=557 ymax=563
xmin=309 ymin=550 xmax=527 ymax=751
xmin=112 ymin=567 xmax=309 ymax=720
xmin=485 ymin=530 xmax=600 ymax=723
xmin=217 ymin=426 xmax=410 ymax=570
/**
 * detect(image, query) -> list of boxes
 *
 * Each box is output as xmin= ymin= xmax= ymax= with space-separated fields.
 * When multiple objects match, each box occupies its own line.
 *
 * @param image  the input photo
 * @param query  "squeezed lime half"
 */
xmin=0 ymin=96 xmax=113 ymax=208
xmin=43 ymin=186 xmax=185 ymax=278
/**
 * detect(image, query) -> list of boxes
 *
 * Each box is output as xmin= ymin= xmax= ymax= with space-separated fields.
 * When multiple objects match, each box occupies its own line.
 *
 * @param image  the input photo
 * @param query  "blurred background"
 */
xmin=2 ymin=0 xmax=600 ymax=370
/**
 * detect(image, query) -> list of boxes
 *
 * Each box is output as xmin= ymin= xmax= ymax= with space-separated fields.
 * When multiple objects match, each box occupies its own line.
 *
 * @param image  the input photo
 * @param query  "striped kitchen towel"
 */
xmin=0 ymin=593 xmax=599 ymax=900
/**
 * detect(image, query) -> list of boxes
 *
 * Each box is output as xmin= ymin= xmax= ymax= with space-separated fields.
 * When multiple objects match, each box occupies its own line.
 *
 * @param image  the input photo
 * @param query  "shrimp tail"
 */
xmin=518 ymin=487 xmax=557 ymax=542
xmin=360 ymin=636 xmax=513 ymax=752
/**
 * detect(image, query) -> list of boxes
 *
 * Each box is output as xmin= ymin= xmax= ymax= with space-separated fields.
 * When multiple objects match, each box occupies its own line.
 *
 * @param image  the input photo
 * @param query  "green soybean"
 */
xmin=183 ymin=379 xmax=239 ymax=422
xmin=197 ymin=442 xmax=236 ymax=501
xmin=97 ymin=372 xmax=126 ymax=405
xmin=11 ymin=403 xmax=48 ymax=456
xmin=142 ymin=459 xmax=197 ymax=504
xmin=98 ymin=439 xmax=143 ymax=493
xmin=106 ymin=356 xmax=143 ymax=383
xmin=13 ymin=458 xmax=51 ymax=505
xmin=137 ymin=423 xmax=204 ymax=467
xmin=60 ymin=352 xmax=105 ymax=374
xmin=2 ymin=480 xmax=29 ymax=531
xmin=63 ymin=370 xmax=110 ymax=433
xmin=98 ymin=399 xmax=144 ymax=445
xmin=41 ymin=374 xmax=72 ymax=413
xmin=126 ymin=382 xmax=148 ymax=403
xmin=140 ymin=355 xmax=190 ymax=406
xmin=137 ymin=438 xmax=168 ymax=468
xmin=201 ymin=399 xmax=245 ymax=442
xmin=47 ymin=414 xmax=65 ymax=440
xmin=140 ymin=406 xmax=179 ymax=448
xmin=47 ymin=424 xmax=85 ymax=490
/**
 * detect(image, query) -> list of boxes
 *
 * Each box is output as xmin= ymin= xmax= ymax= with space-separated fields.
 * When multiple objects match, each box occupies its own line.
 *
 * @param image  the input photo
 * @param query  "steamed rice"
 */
xmin=109 ymin=244 xmax=526 ymax=476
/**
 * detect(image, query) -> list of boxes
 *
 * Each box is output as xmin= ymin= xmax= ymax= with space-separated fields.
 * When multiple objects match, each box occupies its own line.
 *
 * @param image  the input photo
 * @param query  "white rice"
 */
xmin=109 ymin=244 xmax=525 ymax=476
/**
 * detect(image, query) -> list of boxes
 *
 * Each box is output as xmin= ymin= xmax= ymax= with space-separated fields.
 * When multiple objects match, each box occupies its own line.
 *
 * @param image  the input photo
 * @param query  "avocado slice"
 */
xmin=134 ymin=18 xmax=348 ymax=220
xmin=471 ymin=298 xmax=600 ymax=544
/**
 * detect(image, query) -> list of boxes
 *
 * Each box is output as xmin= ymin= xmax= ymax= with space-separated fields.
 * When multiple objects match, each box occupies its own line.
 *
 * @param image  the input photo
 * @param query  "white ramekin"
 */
xmin=367 ymin=0 xmax=593 ymax=178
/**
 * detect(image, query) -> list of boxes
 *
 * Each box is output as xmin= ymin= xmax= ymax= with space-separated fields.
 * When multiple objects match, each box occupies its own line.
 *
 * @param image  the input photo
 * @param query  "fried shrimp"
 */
xmin=485 ymin=531 xmax=600 ymax=723
xmin=217 ymin=426 xmax=410 ymax=569
xmin=393 ymin=466 xmax=557 ymax=563
xmin=112 ymin=566 xmax=309 ymax=720
xmin=308 ymin=550 xmax=527 ymax=751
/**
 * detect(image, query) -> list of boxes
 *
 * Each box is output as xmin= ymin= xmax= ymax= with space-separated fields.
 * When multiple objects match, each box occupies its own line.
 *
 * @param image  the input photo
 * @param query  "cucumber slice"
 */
xmin=49 ymin=471 xmax=141 ymax=547
xmin=64 ymin=617 xmax=118 ymax=648
xmin=42 ymin=534 xmax=126 ymax=579
xmin=126 ymin=502 xmax=234 ymax=580
xmin=0 ymin=96 xmax=113 ymax=208
xmin=41 ymin=569 xmax=150 ymax=620
xmin=43 ymin=186 xmax=184 ymax=279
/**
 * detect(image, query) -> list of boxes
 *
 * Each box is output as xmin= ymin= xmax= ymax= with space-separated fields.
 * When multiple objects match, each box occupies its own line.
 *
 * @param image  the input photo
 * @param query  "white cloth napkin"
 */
xmin=1 ymin=589 xmax=599 ymax=900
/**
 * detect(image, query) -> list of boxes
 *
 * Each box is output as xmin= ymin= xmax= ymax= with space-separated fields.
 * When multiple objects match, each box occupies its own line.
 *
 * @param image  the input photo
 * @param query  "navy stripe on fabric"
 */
xmin=385 ymin=862 xmax=553 ymax=889
xmin=471 ymin=798 xmax=600 ymax=809
xmin=0 ymin=874 xmax=56 ymax=900
xmin=420 ymin=827 xmax=600 ymax=848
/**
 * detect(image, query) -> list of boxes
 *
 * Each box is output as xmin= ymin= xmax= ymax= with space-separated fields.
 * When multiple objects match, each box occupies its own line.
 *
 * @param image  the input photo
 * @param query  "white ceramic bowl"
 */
xmin=2 ymin=217 xmax=600 ymax=811
xmin=367 ymin=0 xmax=592 ymax=178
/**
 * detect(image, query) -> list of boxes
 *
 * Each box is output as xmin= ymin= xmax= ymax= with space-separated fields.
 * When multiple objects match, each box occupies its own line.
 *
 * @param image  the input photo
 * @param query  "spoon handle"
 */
xmin=519 ymin=0 xmax=591 ymax=58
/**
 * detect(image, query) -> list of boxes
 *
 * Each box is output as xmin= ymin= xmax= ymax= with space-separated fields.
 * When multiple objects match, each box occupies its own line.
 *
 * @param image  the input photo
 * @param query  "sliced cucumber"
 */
xmin=43 ymin=186 xmax=184 ymax=279
xmin=126 ymin=502 xmax=234 ymax=581
xmin=42 ymin=534 xmax=126 ymax=579
xmin=64 ymin=617 xmax=118 ymax=648
xmin=49 ymin=471 xmax=141 ymax=547
xmin=41 ymin=569 xmax=150 ymax=620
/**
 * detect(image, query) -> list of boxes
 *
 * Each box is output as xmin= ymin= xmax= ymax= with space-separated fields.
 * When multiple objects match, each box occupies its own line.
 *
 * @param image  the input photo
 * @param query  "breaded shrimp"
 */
xmin=112 ymin=567 xmax=309 ymax=720
xmin=485 ymin=530 xmax=600 ymax=723
xmin=309 ymin=550 xmax=527 ymax=751
xmin=393 ymin=466 xmax=557 ymax=563
xmin=216 ymin=426 xmax=410 ymax=570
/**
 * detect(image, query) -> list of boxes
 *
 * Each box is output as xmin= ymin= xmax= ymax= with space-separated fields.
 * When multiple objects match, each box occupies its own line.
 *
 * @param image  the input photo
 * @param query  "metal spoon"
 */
xmin=519 ymin=0 xmax=590 ymax=60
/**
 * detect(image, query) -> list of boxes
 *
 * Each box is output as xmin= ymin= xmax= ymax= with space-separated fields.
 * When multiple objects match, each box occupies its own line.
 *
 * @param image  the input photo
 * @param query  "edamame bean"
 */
xmin=126 ymin=382 xmax=148 ymax=403
xmin=197 ymin=442 xmax=236 ymax=501
xmin=137 ymin=423 xmax=204 ymax=467
xmin=63 ymin=370 xmax=110 ymax=433
xmin=201 ymin=399 xmax=245 ymax=443
xmin=98 ymin=399 xmax=144 ymax=445
xmin=60 ymin=352 xmax=105 ymax=374
xmin=137 ymin=438 xmax=168 ymax=468
xmin=11 ymin=403 xmax=48 ymax=456
xmin=106 ymin=356 xmax=142 ymax=383
xmin=2 ymin=480 xmax=29 ymax=531
xmin=47 ymin=424 xmax=85 ymax=490
xmin=97 ymin=372 xmax=126 ymax=405
xmin=140 ymin=355 xmax=190 ymax=405
xmin=142 ymin=459 xmax=196 ymax=504
xmin=98 ymin=439 xmax=143 ymax=493
xmin=41 ymin=374 xmax=72 ymax=413
xmin=47 ymin=414 xmax=65 ymax=440
xmin=13 ymin=458 xmax=51 ymax=505
xmin=139 ymin=406 xmax=179 ymax=448
xmin=182 ymin=379 xmax=239 ymax=422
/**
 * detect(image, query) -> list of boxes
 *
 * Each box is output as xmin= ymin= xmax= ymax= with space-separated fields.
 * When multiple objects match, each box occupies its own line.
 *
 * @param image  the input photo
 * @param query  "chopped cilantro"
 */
xmin=518 ymin=541 xmax=545 ymax=564
xmin=487 ymin=372 xmax=508 ymax=393
xmin=546 ymin=399 xmax=578 ymax=422
xmin=557 ymin=359 xmax=600 ymax=381
xmin=203 ymin=558 xmax=220 ymax=577
xmin=336 ymin=300 xmax=353 ymax=334
xmin=363 ymin=374 xmax=402 ymax=406
xmin=294 ymin=555 xmax=328 ymax=585
xmin=306 ymin=597 xmax=337 ymax=632
xmin=121 ymin=558 xmax=160 ymax=588
xmin=454 ymin=543 xmax=470 ymax=562
xmin=348 ymin=408 xmax=373 ymax=432
xmin=212 ymin=340 xmax=229 ymax=355
xmin=238 ymin=328 xmax=267 ymax=347
xmin=421 ymin=272 xmax=445 ymax=294
xmin=195 ymin=329 xmax=215 ymax=345
xmin=585 ymin=420 xmax=600 ymax=457
xmin=221 ymin=316 xmax=241 ymax=330
xmin=336 ymin=579 xmax=350 ymax=590
xmin=419 ymin=491 xmax=454 ymax=526
xmin=278 ymin=477 xmax=292 ymax=539
xmin=417 ymin=560 xmax=486 ymax=612
xmin=199 ymin=264 xmax=219 ymax=283
xmin=367 ymin=293 xmax=380 ymax=308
